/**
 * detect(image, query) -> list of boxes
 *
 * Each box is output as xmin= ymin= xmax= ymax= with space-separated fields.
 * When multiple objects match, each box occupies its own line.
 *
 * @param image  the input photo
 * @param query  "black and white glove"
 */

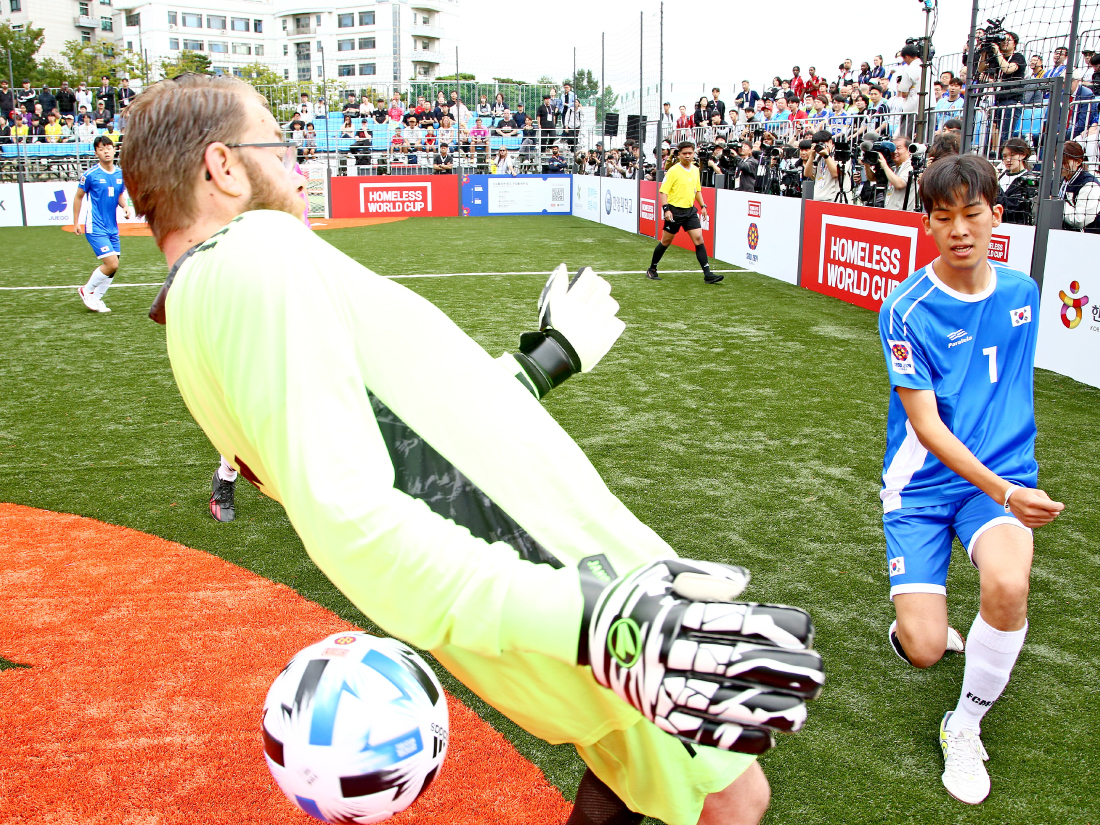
xmin=577 ymin=556 xmax=824 ymax=755
xmin=513 ymin=265 xmax=625 ymax=397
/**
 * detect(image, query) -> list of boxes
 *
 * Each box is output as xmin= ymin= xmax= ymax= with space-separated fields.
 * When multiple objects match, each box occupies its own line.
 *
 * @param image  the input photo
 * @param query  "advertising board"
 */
xmin=331 ymin=175 xmax=460 ymax=219
xmin=572 ymin=175 xmax=602 ymax=223
xmin=461 ymin=174 xmax=571 ymax=216
xmin=715 ymin=191 xmax=802 ymax=284
xmin=599 ymin=176 xmax=638 ymax=234
xmin=1035 ymin=230 xmax=1100 ymax=389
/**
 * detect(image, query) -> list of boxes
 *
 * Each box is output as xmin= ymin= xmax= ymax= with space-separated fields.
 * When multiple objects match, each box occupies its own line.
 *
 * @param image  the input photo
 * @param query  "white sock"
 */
xmin=946 ymin=613 xmax=1027 ymax=734
xmin=217 ymin=455 xmax=238 ymax=483
xmin=92 ymin=271 xmax=114 ymax=301
xmin=85 ymin=267 xmax=109 ymax=294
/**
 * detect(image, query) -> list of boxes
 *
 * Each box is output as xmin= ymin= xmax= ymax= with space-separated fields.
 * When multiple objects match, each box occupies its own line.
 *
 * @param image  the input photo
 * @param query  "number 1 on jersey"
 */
xmin=983 ymin=346 xmax=998 ymax=383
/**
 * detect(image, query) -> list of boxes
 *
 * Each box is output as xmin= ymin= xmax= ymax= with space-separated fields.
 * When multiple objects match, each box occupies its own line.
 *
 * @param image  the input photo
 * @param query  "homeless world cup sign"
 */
xmin=801 ymin=201 xmax=939 ymax=311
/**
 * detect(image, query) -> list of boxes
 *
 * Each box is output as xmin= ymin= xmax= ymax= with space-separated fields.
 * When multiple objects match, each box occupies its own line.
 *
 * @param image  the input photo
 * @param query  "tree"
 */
xmin=60 ymin=41 xmax=146 ymax=85
xmin=235 ymin=62 xmax=283 ymax=87
xmin=571 ymin=68 xmax=599 ymax=97
xmin=536 ymin=75 xmax=555 ymax=85
xmin=595 ymin=87 xmax=618 ymax=121
xmin=0 ymin=22 xmax=45 ymax=84
xmin=159 ymin=50 xmax=212 ymax=79
xmin=491 ymin=76 xmax=526 ymax=85
xmin=436 ymin=72 xmax=475 ymax=81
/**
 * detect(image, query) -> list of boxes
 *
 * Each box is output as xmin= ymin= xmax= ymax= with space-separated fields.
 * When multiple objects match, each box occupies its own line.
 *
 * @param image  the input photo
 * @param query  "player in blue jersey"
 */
xmin=877 ymin=155 xmax=1064 ymax=805
xmin=74 ymin=135 xmax=131 ymax=313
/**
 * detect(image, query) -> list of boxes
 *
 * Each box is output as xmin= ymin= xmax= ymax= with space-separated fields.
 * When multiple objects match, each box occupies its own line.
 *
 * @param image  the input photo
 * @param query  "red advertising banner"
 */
xmin=638 ymin=179 xmax=716 ymax=257
xmin=800 ymin=200 xmax=940 ymax=311
xmin=331 ymin=175 xmax=460 ymax=219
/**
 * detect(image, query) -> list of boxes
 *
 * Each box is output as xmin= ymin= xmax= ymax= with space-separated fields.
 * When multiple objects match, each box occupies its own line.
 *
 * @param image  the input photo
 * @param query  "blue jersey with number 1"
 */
xmin=878 ymin=262 xmax=1039 ymax=512
xmin=78 ymin=163 xmax=125 ymax=235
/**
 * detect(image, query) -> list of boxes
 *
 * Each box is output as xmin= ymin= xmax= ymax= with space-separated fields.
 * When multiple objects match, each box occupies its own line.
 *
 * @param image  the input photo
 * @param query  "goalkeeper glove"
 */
xmin=511 ymin=265 xmax=625 ymax=397
xmin=577 ymin=556 xmax=824 ymax=755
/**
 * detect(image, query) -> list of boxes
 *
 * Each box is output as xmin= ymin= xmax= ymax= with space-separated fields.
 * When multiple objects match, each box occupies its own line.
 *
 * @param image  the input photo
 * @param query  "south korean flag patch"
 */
xmin=1010 ymin=305 xmax=1032 ymax=326
xmin=888 ymin=556 xmax=906 ymax=577
xmin=888 ymin=340 xmax=915 ymax=375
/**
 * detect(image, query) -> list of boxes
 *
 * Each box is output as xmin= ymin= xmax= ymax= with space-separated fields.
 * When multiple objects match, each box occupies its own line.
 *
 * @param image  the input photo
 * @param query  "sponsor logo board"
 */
xmin=1035 ymin=231 xmax=1100 ymax=389
xmin=331 ymin=175 xmax=459 ymax=219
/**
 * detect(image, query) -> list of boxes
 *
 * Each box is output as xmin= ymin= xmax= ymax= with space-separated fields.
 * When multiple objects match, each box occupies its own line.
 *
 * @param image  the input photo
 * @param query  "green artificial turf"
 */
xmin=0 ymin=217 xmax=1097 ymax=824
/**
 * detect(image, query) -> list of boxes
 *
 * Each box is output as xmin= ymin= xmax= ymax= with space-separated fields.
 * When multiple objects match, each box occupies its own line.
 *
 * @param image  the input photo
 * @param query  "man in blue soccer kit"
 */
xmin=878 ymin=155 xmax=1064 ymax=805
xmin=74 ymin=135 xmax=131 ymax=313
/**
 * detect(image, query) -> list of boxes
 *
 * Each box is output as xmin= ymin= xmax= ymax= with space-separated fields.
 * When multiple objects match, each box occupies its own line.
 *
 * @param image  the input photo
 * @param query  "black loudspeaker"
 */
xmin=603 ymin=112 xmax=619 ymax=136
xmin=626 ymin=114 xmax=645 ymax=143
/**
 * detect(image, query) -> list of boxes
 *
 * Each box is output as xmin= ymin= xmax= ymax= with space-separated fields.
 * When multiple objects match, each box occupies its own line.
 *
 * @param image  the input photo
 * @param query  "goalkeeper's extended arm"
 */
xmin=576 ymin=555 xmax=825 ymax=755
xmin=498 ymin=265 xmax=625 ymax=398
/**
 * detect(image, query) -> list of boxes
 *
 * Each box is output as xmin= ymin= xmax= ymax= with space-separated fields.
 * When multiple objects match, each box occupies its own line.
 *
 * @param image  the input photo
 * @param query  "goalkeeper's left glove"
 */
xmin=577 ymin=556 xmax=824 ymax=755
xmin=509 ymin=264 xmax=625 ymax=398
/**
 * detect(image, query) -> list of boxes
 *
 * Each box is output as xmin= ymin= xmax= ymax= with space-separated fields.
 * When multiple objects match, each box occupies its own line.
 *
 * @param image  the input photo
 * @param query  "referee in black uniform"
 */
xmin=647 ymin=141 xmax=722 ymax=283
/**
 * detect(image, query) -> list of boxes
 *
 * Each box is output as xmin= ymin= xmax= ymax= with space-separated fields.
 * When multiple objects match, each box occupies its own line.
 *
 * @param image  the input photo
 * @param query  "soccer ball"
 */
xmin=261 ymin=631 xmax=449 ymax=824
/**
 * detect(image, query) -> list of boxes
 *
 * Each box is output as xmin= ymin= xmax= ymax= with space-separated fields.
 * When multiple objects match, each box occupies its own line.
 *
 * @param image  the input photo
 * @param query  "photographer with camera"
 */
xmin=879 ymin=136 xmax=920 ymax=211
xmin=811 ymin=129 xmax=851 ymax=202
xmin=995 ymin=138 xmax=1038 ymax=225
xmin=730 ymin=139 xmax=760 ymax=192
xmin=979 ymin=25 xmax=1026 ymax=150
xmin=702 ymin=142 xmax=732 ymax=188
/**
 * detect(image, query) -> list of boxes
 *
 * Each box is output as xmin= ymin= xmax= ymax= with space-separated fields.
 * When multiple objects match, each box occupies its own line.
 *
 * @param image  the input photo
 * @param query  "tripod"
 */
xmin=833 ymin=159 xmax=850 ymax=204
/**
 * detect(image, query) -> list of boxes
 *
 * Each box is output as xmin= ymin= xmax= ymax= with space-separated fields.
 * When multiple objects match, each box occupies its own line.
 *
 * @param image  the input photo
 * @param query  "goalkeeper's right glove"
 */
xmin=577 ymin=556 xmax=824 ymax=755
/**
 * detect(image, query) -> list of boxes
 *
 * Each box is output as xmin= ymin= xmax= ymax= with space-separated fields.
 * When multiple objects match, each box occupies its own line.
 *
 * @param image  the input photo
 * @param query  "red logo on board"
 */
xmin=988 ymin=234 xmax=1011 ymax=263
xmin=748 ymin=201 xmax=761 ymax=217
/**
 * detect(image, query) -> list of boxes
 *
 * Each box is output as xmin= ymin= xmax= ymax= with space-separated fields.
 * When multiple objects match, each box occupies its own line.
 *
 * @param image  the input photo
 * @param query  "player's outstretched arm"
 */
xmin=501 ymin=265 xmax=625 ymax=398
xmin=72 ymin=188 xmax=85 ymax=235
xmin=578 ymin=556 xmax=824 ymax=755
xmin=897 ymin=387 xmax=1064 ymax=527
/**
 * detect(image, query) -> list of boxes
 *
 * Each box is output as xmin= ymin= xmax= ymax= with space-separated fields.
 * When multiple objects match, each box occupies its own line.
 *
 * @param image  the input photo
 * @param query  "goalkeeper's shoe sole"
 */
xmin=889 ymin=620 xmax=965 ymax=665
xmin=210 ymin=471 xmax=237 ymax=523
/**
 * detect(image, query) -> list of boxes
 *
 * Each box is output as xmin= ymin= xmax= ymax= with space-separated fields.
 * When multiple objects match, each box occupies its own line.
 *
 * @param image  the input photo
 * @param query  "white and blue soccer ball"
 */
xmin=262 ymin=632 xmax=449 ymax=824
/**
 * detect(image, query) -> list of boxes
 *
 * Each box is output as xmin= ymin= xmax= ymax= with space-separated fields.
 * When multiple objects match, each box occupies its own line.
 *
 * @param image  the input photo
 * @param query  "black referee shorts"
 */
xmin=662 ymin=204 xmax=701 ymax=235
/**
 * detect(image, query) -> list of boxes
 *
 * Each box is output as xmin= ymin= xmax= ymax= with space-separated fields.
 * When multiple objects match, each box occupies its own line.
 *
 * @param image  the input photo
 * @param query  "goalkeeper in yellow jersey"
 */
xmin=123 ymin=75 xmax=823 ymax=825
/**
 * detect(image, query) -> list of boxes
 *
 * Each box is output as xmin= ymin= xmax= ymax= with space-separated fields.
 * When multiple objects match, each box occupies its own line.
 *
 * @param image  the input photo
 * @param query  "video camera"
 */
xmin=695 ymin=142 xmax=717 ymax=167
xmin=860 ymin=135 xmax=895 ymax=167
xmin=980 ymin=16 xmax=1009 ymax=62
xmin=833 ymin=134 xmax=853 ymax=163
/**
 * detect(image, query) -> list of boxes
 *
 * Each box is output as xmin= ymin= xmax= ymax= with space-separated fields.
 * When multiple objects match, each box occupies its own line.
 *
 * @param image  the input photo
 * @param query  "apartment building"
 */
xmin=1 ymin=0 xmax=459 ymax=85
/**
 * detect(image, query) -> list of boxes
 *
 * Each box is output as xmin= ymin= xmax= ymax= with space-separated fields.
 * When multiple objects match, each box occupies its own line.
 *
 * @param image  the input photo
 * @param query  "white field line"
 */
xmin=0 ymin=269 xmax=742 ymax=291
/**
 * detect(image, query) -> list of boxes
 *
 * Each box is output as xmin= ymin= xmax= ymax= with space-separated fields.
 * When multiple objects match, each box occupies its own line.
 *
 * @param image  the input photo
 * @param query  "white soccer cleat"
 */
xmin=96 ymin=298 xmax=111 ymax=313
xmin=946 ymin=625 xmax=965 ymax=653
xmin=78 ymin=286 xmax=99 ymax=312
xmin=888 ymin=620 xmax=965 ymax=664
xmin=940 ymin=711 xmax=990 ymax=804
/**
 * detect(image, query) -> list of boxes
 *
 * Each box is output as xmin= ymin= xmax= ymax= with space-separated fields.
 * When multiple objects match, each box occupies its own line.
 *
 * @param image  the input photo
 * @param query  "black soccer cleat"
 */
xmin=646 ymin=267 xmax=661 ymax=280
xmin=210 ymin=471 xmax=236 ymax=523
xmin=704 ymin=272 xmax=724 ymax=284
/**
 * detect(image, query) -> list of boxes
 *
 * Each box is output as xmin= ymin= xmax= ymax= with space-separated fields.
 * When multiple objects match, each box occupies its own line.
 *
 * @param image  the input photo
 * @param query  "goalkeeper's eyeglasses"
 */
xmin=223 ymin=141 xmax=298 ymax=171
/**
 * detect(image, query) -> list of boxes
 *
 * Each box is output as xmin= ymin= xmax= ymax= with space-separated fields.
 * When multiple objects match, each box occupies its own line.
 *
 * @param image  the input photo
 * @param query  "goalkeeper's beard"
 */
xmin=239 ymin=154 xmax=307 ymax=221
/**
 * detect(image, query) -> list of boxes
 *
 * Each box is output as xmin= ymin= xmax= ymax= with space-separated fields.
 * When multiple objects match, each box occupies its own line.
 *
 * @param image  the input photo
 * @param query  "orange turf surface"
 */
xmin=61 ymin=216 xmax=407 ymax=237
xmin=0 ymin=503 xmax=571 ymax=825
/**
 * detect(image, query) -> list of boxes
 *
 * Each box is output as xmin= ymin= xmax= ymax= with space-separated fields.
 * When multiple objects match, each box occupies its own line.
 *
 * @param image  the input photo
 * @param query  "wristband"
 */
xmin=1003 ymin=485 xmax=1018 ymax=513
xmin=513 ymin=329 xmax=582 ymax=398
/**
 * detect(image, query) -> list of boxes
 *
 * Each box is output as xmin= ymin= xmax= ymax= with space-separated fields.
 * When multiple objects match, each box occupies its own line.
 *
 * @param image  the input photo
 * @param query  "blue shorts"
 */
xmin=86 ymin=232 xmax=121 ymax=259
xmin=882 ymin=490 xmax=1031 ymax=599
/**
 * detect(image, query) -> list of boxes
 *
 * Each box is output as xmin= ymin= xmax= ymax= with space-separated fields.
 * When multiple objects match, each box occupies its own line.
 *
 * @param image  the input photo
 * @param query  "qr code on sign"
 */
xmin=552 ymin=187 xmax=565 ymax=202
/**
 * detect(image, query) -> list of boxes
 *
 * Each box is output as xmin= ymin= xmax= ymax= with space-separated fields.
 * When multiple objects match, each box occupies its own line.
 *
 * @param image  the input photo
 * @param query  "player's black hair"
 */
xmin=676 ymin=140 xmax=695 ymax=153
xmin=93 ymin=135 xmax=114 ymax=150
xmin=919 ymin=154 xmax=999 ymax=215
